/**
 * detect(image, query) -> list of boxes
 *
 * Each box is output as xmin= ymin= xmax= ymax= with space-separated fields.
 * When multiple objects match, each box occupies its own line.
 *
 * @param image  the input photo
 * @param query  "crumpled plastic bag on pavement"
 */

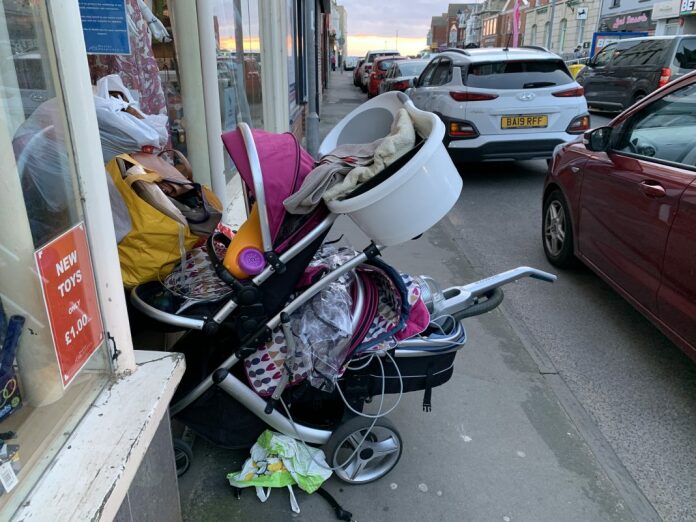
xmin=227 ymin=430 xmax=332 ymax=513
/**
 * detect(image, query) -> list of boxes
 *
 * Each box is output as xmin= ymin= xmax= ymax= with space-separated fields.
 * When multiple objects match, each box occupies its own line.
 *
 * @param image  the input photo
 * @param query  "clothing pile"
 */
xmin=283 ymin=108 xmax=417 ymax=214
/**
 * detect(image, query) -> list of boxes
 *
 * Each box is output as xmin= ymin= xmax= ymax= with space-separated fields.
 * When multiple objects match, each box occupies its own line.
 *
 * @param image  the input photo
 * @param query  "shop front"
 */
xmin=682 ymin=0 xmax=696 ymax=33
xmin=0 ymin=0 xmax=325 ymax=519
xmin=653 ymin=0 xmax=683 ymax=34
xmin=597 ymin=0 xmax=658 ymax=35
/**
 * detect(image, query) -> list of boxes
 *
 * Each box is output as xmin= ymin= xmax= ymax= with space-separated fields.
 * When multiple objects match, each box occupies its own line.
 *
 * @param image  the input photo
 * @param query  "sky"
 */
xmin=341 ymin=0 xmax=480 ymax=57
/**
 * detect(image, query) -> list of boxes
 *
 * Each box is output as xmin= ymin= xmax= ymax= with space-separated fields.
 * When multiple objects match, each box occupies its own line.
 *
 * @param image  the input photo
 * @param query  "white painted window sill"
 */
xmin=11 ymin=351 xmax=185 ymax=522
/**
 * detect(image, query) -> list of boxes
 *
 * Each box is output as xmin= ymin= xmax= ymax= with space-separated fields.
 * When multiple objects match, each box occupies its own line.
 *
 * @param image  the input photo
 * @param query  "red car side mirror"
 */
xmin=584 ymin=126 xmax=612 ymax=152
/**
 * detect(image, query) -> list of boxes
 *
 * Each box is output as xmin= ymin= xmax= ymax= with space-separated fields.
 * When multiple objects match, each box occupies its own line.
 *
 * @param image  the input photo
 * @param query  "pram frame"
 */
xmin=131 ymin=118 xmax=558 ymax=480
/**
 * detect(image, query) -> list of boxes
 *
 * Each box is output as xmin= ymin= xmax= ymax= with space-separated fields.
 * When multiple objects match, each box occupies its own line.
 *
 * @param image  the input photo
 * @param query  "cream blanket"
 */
xmin=323 ymin=108 xmax=416 ymax=201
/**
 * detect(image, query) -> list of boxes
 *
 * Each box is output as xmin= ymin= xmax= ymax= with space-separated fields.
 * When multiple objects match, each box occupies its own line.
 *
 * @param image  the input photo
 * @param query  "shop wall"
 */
xmin=685 ymin=16 xmax=696 ymax=33
xmin=114 ymin=415 xmax=181 ymax=522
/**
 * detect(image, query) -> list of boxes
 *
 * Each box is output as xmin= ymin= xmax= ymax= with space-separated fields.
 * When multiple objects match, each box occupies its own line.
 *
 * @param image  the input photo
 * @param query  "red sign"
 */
xmin=35 ymin=223 xmax=104 ymax=387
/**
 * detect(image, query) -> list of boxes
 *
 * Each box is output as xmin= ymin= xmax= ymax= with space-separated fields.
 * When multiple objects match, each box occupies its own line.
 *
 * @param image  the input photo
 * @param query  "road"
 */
xmin=443 ymin=111 xmax=696 ymax=522
xmin=320 ymin=77 xmax=696 ymax=521
xmin=179 ymin=75 xmax=696 ymax=522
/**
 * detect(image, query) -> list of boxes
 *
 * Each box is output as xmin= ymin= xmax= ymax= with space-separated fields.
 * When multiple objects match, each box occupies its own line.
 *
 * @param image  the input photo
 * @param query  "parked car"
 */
xmin=217 ymin=56 xmax=262 ymax=103
xmin=353 ymin=58 xmax=365 ymax=86
xmin=367 ymin=56 xmax=407 ymax=98
xmin=407 ymin=48 xmax=590 ymax=162
xmin=343 ymin=56 xmax=359 ymax=71
xmin=360 ymin=49 xmax=400 ymax=92
xmin=542 ymin=71 xmax=696 ymax=361
xmin=576 ymin=35 xmax=696 ymax=112
xmin=380 ymin=59 xmax=430 ymax=94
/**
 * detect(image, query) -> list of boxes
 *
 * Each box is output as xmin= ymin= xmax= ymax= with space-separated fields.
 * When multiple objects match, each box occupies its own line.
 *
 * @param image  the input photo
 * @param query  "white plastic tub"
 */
xmin=319 ymin=92 xmax=462 ymax=246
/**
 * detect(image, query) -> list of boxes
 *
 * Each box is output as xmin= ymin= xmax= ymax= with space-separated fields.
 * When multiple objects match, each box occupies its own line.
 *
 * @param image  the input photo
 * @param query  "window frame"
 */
xmin=611 ymin=82 xmax=696 ymax=172
xmin=418 ymin=58 xmax=440 ymax=87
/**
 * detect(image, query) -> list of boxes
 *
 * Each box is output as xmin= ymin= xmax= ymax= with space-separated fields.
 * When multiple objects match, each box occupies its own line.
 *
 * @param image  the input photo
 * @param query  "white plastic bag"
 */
xmin=94 ymin=75 xmax=169 ymax=159
xmin=93 ymin=96 xmax=163 ymax=161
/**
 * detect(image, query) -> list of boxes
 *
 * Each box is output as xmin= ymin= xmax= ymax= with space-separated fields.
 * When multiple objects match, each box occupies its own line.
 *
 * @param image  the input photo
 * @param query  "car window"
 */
xmin=430 ymin=58 xmax=452 ymax=86
xmin=612 ymin=39 xmax=670 ymax=67
xmin=399 ymin=61 xmax=427 ymax=77
xmin=615 ymin=82 xmax=696 ymax=167
xmin=593 ymin=44 xmax=617 ymax=67
xmin=368 ymin=52 xmax=398 ymax=64
xmin=419 ymin=59 xmax=440 ymax=87
xmin=673 ymin=38 xmax=696 ymax=72
xmin=464 ymin=59 xmax=573 ymax=89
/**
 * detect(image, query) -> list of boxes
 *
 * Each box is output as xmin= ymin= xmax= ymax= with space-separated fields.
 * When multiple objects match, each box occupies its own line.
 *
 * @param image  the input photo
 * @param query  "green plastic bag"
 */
xmin=228 ymin=430 xmax=332 ymax=513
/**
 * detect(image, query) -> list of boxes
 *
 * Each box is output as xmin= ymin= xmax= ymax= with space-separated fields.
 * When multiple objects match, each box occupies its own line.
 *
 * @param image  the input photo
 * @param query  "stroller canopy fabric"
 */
xmin=222 ymin=129 xmax=315 ymax=242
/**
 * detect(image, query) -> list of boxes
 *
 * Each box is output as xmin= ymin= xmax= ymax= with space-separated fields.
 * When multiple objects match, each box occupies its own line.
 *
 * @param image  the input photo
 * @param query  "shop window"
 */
xmin=0 ymin=0 xmax=110 ymax=515
xmin=210 ymin=0 xmax=263 ymax=133
xmin=558 ymin=19 xmax=567 ymax=52
xmin=287 ymin=0 xmax=298 ymax=115
xmin=577 ymin=18 xmax=586 ymax=46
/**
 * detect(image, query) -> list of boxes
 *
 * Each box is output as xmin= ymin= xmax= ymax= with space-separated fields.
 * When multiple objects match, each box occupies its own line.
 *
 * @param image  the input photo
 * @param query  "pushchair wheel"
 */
xmin=173 ymin=437 xmax=193 ymax=477
xmin=325 ymin=416 xmax=402 ymax=485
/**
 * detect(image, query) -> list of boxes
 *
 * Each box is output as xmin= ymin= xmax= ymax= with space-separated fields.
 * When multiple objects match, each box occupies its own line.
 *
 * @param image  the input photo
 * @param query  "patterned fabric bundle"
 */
xmin=244 ymin=259 xmax=430 ymax=397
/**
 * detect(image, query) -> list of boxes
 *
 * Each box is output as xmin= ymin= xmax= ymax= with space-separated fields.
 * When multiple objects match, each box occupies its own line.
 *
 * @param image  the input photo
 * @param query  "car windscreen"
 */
xmin=463 ymin=59 xmax=574 ymax=89
xmin=368 ymin=52 xmax=398 ymax=63
xmin=673 ymin=38 xmax=696 ymax=73
xmin=611 ymin=39 xmax=671 ymax=67
xmin=378 ymin=60 xmax=397 ymax=71
xmin=398 ymin=61 xmax=428 ymax=77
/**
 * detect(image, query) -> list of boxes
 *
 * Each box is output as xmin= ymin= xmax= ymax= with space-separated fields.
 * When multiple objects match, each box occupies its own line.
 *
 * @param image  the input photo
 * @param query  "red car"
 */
xmin=353 ymin=58 xmax=365 ymax=87
xmin=542 ymin=70 xmax=696 ymax=361
xmin=367 ymin=56 xmax=406 ymax=98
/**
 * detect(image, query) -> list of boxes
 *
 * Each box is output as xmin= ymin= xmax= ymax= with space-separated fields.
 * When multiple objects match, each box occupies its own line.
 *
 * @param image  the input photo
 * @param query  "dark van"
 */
xmin=576 ymin=35 xmax=696 ymax=112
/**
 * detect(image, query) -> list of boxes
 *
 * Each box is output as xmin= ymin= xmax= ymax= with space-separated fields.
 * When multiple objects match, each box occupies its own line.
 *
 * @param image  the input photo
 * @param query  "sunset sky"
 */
xmin=341 ymin=0 xmax=468 ymax=56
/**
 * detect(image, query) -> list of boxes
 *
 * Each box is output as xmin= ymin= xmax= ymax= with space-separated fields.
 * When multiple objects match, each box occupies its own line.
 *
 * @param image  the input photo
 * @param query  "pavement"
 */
xmin=177 ymin=71 xmax=655 ymax=521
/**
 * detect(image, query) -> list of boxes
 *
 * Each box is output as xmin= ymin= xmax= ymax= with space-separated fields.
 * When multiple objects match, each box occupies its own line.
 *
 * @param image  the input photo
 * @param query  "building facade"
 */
xmin=429 ymin=3 xmax=481 ymax=49
xmin=523 ymin=0 xmax=602 ymax=57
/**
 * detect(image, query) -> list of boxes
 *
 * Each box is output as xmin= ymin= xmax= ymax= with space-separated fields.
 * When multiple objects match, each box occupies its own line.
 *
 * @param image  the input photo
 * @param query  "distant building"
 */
xmin=430 ymin=3 xmax=481 ymax=49
xmin=523 ymin=0 xmax=601 ymax=58
xmin=480 ymin=0 xmax=507 ymax=47
xmin=330 ymin=1 xmax=347 ymax=65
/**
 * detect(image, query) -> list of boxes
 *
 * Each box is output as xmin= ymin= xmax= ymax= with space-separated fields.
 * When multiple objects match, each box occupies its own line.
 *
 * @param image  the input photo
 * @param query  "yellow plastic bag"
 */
xmin=106 ymin=154 xmax=198 ymax=288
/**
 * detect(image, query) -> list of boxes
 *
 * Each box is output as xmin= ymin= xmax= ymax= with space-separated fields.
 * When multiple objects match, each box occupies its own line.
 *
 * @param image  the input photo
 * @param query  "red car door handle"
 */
xmin=639 ymin=181 xmax=666 ymax=198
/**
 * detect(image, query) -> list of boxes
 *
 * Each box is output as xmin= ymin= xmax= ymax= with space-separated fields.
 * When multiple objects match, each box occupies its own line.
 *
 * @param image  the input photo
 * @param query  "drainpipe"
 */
xmin=547 ymin=0 xmax=557 ymax=51
xmin=305 ymin=0 xmax=320 ymax=158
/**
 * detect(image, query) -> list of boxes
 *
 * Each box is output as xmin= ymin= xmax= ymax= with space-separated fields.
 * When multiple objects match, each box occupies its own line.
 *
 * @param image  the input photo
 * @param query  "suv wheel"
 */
xmin=543 ymin=190 xmax=576 ymax=268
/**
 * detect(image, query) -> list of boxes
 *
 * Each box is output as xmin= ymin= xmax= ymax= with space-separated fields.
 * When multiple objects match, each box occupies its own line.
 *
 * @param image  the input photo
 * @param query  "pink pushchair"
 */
xmin=131 ymin=92 xmax=555 ymax=482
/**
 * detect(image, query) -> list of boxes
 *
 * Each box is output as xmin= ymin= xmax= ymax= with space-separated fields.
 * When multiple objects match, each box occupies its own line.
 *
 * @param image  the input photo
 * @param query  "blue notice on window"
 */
xmin=79 ymin=0 xmax=131 ymax=55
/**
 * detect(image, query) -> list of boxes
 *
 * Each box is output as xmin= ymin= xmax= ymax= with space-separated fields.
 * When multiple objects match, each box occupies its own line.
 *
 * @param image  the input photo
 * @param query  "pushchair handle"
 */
xmin=238 ymin=122 xmax=273 ymax=254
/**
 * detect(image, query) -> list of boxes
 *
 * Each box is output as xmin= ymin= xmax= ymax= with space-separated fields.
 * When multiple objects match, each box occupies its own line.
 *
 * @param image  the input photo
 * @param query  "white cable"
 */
xmin=279 ymin=346 xmax=404 ymax=473
xmin=335 ymin=350 xmax=403 ymax=419
xmin=344 ymin=351 xmax=377 ymax=370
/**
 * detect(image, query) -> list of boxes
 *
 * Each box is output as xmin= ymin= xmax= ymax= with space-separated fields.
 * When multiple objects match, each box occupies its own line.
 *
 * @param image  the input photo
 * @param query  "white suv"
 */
xmin=407 ymin=47 xmax=590 ymax=161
